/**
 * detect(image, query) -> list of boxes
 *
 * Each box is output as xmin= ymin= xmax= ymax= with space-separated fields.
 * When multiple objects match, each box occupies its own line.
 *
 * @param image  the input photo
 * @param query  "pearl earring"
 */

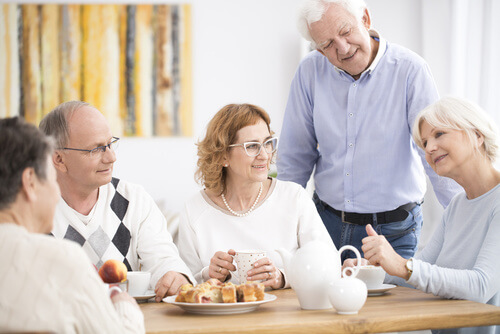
xmin=224 ymin=164 xmax=228 ymax=167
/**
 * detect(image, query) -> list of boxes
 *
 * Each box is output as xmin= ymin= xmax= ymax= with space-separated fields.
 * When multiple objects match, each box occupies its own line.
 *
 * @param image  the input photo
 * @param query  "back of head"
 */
xmin=39 ymin=100 xmax=90 ymax=148
xmin=0 ymin=117 xmax=54 ymax=210
xmin=412 ymin=96 xmax=499 ymax=162
xmin=297 ymin=0 xmax=367 ymax=48
xmin=196 ymin=103 xmax=272 ymax=193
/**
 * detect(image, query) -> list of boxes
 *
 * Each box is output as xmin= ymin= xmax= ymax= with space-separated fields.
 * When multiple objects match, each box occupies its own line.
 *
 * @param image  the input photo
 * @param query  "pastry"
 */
xmin=177 ymin=280 xmax=265 ymax=303
xmin=237 ymin=282 xmax=265 ymax=302
xmin=175 ymin=283 xmax=193 ymax=302
xmin=222 ymin=282 xmax=237 ymax=303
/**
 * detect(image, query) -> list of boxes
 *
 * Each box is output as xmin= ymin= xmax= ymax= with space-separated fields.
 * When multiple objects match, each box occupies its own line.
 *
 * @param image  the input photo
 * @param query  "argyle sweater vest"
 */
xmin=52 ymin=178 xmax=134 ymax=269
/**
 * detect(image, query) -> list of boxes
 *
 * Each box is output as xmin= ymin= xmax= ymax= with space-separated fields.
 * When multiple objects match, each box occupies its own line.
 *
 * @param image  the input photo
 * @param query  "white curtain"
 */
xmin=418 ymin=0 xmax=500 ymax=250
xmin=422 ymin=0 xmax=500 ymax=122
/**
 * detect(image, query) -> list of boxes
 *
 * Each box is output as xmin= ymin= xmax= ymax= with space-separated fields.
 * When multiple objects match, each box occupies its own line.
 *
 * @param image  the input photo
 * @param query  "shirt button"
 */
xmin=349 ymin=113 xmax=354 ymax=117
xmin=346 ymin=173 xmax=350 ymax=176
xmin=353 ymin=83 xmax=357 ymax=87
xmin=349 ymin=143 xmax=353 ymax=147
xmin=347 ymin=200 xmax=351 ymax=203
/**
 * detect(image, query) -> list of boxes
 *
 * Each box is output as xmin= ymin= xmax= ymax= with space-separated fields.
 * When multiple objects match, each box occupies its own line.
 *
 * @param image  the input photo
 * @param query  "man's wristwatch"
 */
xmin=405 ymin=258 xmax=414 ymax=279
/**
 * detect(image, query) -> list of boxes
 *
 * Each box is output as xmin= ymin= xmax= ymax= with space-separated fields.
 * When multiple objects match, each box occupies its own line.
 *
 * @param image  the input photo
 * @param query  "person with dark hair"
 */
xmin=177 ymin=104 xmax=335 ymax=287
xmin=39 ymin=101 xmax=194 ymax=302
xmin=0 ymin=117 xmax=144 ymax=333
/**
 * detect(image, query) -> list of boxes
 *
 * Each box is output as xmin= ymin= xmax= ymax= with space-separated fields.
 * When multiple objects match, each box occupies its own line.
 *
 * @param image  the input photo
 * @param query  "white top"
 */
xmin=406 ymin=184 xmax=500 ymax=334
xmin=177 ymin=179 xmax=336 ymax=286
xmin=0 ymin=223 xmax=144 ymax=334
xmin=51 ymin=178 xmax=194 ymax=288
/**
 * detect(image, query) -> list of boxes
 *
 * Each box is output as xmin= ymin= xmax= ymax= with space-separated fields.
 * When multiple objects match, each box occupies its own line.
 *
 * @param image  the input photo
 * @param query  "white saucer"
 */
xmin=367 ymin=284 xmax=396 ymax=296
xmin=133 ymin=290 xmax=156 ymax=302
xmin=163 ymin=293 xmax=277 ymax=315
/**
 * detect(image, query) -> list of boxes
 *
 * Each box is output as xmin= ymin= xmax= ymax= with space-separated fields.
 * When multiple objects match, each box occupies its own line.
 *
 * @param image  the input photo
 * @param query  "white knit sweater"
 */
xmin=51 ymin=178 xmax=194 ymax=289
xmin=0 ymin=223 xmax=144 ymax=333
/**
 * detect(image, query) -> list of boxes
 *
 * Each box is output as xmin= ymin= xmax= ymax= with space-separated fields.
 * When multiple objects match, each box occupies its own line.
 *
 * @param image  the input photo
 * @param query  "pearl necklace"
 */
xmin=221 ymin=182 xmax=263 ymax=217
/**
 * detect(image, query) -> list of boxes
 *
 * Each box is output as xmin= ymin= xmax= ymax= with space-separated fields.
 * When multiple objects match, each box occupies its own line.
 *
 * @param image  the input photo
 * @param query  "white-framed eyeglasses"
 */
xmin=62 ymin=137 xmax=120 ymax=158
xmin=228 ymin=137 xmax=278 ymax=157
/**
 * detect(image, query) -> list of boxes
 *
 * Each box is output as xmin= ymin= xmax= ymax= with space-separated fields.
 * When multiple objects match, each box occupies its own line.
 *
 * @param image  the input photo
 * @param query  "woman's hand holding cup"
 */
xmin=209 ymin=250 xmax=236 ymax=281
xmin=247 ymin=257 xmax=284 ymax=289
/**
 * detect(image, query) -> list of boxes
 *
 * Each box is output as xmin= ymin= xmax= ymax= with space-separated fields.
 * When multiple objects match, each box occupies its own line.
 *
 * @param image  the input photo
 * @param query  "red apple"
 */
xmin=98 ymin=259 xmax=127 ymax=283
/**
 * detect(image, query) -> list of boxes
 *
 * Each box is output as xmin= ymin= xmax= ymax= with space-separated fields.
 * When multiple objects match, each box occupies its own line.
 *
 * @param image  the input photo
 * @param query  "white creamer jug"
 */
xmin=329 ymin=266 xmax=368 ymax=314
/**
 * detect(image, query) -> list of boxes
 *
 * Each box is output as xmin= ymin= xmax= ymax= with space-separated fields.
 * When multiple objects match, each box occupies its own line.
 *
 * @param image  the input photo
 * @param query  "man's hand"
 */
xmin=154 ymin=271 xmax=190 ymax=302
xmin=362 ymin=224 xmax=409 ymax=279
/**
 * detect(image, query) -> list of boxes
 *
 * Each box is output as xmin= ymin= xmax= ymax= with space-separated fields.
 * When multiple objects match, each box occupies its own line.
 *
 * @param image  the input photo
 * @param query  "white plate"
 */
xmin=163 ymin=293 xmax=277 ymax=315
xmin=367 ymin=284 xmax=396 ymax=296
xmin=133 ymin=290 xmax=156 ymax=302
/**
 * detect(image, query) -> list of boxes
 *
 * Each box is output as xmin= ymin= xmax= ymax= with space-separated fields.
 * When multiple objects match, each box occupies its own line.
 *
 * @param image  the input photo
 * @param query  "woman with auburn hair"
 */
xmin=177 ymin=103 xmax=335 ymax=288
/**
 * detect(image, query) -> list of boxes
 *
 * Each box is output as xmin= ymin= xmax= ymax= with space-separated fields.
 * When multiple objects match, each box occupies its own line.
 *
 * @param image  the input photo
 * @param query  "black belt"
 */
xmin=325 ymin=202 xmax=418 ymax=225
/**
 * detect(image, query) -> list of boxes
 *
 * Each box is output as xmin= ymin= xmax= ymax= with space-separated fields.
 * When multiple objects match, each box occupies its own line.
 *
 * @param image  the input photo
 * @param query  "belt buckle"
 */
xmin=341 ymin=211 xmax=350 ymax=224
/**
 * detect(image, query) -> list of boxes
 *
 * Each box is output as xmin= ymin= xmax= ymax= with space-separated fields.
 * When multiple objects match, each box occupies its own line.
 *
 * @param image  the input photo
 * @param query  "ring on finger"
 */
xmin=267 ymin=272 xmax=271 ymax=279
xmin=218 ymin=267 xmax=222 ymax=274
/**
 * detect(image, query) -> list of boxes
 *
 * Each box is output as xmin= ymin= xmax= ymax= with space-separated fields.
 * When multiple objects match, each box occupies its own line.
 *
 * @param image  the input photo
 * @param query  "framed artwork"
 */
xmin=0 ymin=3 xmax=192 ymax=137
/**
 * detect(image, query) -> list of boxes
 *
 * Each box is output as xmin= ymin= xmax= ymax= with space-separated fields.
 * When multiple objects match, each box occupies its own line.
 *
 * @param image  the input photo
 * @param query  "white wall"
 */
xmin=10 ymin=0 xmax=439 ymax=223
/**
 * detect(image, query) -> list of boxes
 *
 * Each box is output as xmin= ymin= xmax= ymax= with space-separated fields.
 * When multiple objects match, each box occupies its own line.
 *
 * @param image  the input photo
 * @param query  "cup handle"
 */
xmin=342 ymin=266 xmax=356 ymax=277
xmin=338 ymin=245 xmax=362 ymax=278
xmin=108 ymin=286 xmax=122 ymax=297
xmin=229 ymin=254 xmax=236 ymax=273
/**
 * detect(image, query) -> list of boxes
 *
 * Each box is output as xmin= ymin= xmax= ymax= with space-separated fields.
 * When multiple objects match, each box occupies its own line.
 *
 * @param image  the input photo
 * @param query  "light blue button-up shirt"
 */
xmin=277 ymin=33 xmax=461 ymax=213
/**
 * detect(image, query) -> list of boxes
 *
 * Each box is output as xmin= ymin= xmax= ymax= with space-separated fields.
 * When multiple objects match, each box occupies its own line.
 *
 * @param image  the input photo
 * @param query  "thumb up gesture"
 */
xmin=362 ymin=224 xmax=408 ymax=278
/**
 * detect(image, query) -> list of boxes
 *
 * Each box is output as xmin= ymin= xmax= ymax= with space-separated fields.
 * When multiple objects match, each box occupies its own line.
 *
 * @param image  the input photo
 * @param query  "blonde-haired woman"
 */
xmin=177 ymin=103 xmax=335 ymax=288
xmin=346 ymin=96 xmax=500 ymax=333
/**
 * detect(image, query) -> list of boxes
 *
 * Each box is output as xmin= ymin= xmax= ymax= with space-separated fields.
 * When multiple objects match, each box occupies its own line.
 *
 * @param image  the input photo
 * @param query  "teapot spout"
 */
xmin=275 ymin=248 xmax=292 ymax=272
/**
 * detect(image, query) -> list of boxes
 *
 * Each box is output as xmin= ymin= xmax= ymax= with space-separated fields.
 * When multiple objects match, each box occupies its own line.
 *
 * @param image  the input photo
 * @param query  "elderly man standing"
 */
xmin=277 ymin=0 xmax=461 ymax=263
xmin=40 ymin=101 xmax=194 ymax=302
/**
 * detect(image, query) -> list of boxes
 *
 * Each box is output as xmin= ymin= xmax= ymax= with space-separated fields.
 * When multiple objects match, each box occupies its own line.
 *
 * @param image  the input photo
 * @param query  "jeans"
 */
xmin=313 ymin=193 xmax=423 ymax=264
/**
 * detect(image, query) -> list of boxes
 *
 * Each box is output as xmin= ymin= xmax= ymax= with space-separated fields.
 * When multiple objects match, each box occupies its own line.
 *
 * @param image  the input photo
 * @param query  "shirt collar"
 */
xmin=333 ymin=29 xmax=387 ymax=77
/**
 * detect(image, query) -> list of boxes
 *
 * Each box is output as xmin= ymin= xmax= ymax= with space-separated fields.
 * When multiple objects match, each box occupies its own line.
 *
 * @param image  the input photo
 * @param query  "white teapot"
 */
xmin=276 ymin=241 xmax=362 ymax=310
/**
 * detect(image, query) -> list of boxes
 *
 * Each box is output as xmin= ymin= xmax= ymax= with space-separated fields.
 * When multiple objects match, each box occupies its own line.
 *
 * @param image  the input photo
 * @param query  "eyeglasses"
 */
xmin=62 ymin=137 xmax=120 ymax=158
xmin=229 ymin=137 xmax=278 ymax=157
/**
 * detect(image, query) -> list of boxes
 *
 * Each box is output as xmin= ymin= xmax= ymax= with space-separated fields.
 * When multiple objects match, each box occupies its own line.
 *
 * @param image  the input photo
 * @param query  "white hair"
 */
xmin=413 ymin=96 xmax=499 ymax=162
xmin=296 ymin=0 xmax=368 ymax=49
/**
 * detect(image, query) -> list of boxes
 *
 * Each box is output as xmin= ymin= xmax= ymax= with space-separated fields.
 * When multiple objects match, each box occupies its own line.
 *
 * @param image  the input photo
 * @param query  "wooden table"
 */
xmin=140 ymin=287 xmax=500 ymax=333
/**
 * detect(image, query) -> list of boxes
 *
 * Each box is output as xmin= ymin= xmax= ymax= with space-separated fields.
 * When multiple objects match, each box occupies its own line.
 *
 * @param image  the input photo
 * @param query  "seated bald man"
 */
xmin=40 ymin=101 xmax=194 ymax=302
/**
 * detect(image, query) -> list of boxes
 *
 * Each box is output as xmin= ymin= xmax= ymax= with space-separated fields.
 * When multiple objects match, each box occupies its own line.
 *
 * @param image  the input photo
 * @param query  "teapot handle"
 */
xmin=338 ymin=245 xmax=362 ymax=278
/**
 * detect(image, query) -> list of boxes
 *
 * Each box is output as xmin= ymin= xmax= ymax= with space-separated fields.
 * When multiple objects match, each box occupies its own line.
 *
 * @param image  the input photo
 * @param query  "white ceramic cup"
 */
xmin=355 ymin=265 xmax=386 ymax=289
xmin=233 ymin=250 xmax=267 ymax=284
xmin=127 ymin=271 xmax=151 ymax=296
